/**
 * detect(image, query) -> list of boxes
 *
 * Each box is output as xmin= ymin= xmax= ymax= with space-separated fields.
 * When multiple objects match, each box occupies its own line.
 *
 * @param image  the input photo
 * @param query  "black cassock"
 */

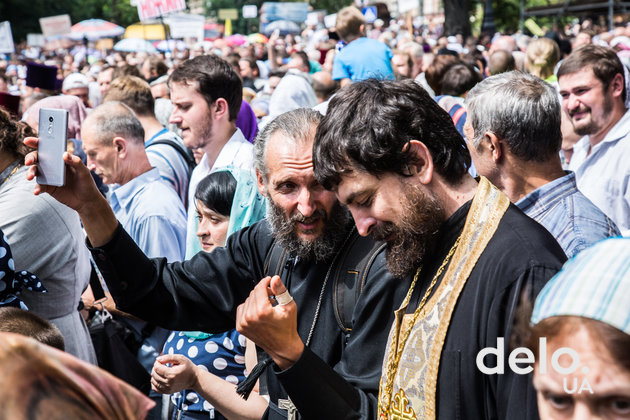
xmin=404 ymin=201 xmax=566 ymax=420
xmin=91 ymin=218 xmax=411 ymax=420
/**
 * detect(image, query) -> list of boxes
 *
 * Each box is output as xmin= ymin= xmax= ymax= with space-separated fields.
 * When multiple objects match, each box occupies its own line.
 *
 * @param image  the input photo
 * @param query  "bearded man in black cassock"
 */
xmin=313 ymin=78 xmax=567 ymax=420
xmin=24 ymin=108 xmax=410 ymax=420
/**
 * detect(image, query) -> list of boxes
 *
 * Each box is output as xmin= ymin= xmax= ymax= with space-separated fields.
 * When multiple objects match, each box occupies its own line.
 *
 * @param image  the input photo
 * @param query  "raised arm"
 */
xmin=24 ymin=138 xmax=117 ymax=246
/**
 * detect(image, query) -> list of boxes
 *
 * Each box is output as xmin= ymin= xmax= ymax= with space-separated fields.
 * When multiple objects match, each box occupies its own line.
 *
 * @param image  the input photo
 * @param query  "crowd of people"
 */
xmin=0 ymin=6 xmax=630 ymax=420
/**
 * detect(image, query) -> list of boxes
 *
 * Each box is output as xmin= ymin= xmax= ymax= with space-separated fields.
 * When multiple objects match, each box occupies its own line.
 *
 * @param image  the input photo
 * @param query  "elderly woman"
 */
xmin=528 ymin=237 xmax=630 ymax=420
xmin=0 ymin=107 xmax=96 ymax=363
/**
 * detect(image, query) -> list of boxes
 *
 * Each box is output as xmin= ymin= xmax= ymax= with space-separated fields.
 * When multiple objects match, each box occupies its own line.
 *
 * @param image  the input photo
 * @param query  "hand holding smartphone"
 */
xmin=36 ymin=108 xmax=68 ymax=187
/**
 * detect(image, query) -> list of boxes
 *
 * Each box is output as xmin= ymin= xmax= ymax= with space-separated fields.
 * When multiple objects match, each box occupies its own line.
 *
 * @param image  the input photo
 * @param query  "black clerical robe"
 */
xmin=90 ymin=219 xmax=410 ymax=420
xmin=405 ymin=201 xmax=566 ymax=420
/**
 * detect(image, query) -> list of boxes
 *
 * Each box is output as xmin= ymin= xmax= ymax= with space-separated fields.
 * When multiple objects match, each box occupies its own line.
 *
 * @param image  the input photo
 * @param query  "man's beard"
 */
xmin=372 ymin=184 xmax=445 ymax=278
xmin=267 ymin=198 xmax=352 ymax=262
xmin=570 ymin=96 xmax=613 ymax=136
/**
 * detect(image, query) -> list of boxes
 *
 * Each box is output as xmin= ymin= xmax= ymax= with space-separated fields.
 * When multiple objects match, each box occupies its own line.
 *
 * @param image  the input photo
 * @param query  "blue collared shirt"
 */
xmin=516 ymin=172 xmax=620 ymax=258
xmin=146 ymin=128 xmax=190 ymax=207
xmin=109 ymin=168 xmax=187 ymax=262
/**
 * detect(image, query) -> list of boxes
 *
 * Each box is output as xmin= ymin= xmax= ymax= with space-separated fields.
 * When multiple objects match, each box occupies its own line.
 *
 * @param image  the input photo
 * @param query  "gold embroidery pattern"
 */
xmin=391 ymin=389 xmax=417 ymax=420
xmin=378 ymin=177 xmax=510 ymax=420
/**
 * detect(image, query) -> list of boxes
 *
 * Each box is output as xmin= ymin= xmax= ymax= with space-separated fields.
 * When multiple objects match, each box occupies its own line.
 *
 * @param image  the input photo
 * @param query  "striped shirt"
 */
xmin=516 ymin=171 xmax=620 ymax=258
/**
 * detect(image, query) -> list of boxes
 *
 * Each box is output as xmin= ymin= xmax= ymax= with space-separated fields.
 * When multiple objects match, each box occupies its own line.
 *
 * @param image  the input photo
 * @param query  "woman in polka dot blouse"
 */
xmin=153 ymin=169 xmax=268 ymax=420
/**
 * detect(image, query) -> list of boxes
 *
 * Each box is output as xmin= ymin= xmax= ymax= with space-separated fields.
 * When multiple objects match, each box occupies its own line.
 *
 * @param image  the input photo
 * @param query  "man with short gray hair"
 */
xmin=81 ymin=101 xmax=187 ymax=417
xmin=81 ymin=101 xmax=187 ymax=261
xmin=465 ymin=71 xmax=619 ymax=257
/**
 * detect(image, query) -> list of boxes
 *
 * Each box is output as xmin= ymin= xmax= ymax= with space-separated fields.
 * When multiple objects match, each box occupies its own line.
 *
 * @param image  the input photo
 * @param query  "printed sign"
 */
xmin=27 ymin=33 xmax=45 ymax=47
xmin=39 ymin=14 xmax=72 ymax=38
xmin=165 ymin=13 xmax=204 ymax=39
xmin=260 ymin=2 xmax=309 ymax=23
xmin=398 ymin=0 xmax=419 ymax=14
xmin=362 ymin=6 xmax=377 ymax=23
xmin=218 ymin=8 xmax=239 ymax=20
xmin=324 ymin=13 xmax=337 ymax=28
xmin=242 ymin=5 xmax=258 ymax=18
xmin=0 ymin=21 xmax=15 ymax=54
xmin=137 ymin=0 xmax=186 ymax=21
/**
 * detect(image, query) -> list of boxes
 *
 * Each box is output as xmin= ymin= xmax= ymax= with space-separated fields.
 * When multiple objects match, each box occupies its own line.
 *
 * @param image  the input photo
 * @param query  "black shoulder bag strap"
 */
xmin=263 ymin=239 xmax=290 ymax=278
xmin=237 ymin=240 xmax=289 ymax=400
xmin=332 ymin=231 xmax=387 ymax=342
xmin=149 ymin=138 xmax=196 ymax=174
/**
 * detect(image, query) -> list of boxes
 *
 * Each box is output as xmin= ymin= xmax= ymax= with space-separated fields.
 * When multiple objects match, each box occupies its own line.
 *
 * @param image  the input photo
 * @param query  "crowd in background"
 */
xmin=0 ymin=6 xmax=630 ymax=420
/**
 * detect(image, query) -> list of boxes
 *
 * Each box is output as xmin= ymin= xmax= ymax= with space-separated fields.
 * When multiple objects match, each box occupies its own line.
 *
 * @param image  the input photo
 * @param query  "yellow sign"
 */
xmin=524 ymin=18 xmax=545 ymax=37
xmin=218 ymin=9 xmax=239 ymax=20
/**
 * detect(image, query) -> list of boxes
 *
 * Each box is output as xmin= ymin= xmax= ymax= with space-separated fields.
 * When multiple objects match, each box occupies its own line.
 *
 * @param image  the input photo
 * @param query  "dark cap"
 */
xmin=25 ymin=62 xmax=59 ymax=91
xmin=0 ymin=92 xmax=21 ymax=116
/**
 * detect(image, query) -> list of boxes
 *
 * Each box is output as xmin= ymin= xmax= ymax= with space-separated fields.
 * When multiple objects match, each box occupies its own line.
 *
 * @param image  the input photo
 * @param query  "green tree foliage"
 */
xmin=71 ymin=0 xmax=138 ymax=28
xmin=490 ymin=0 xmax=521 ymax=32
xmin=1 ymin=0 xmax=74 ymax=43
xmin=3 ymin=0 xmax=138 ymax=43
xmin=206 ymin=0 xmax=264 ymax=34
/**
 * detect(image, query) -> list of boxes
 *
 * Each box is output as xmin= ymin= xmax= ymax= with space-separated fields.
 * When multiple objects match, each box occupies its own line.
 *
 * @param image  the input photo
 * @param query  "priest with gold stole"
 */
xmin=313 ymin=79 xmax=567 ymax=420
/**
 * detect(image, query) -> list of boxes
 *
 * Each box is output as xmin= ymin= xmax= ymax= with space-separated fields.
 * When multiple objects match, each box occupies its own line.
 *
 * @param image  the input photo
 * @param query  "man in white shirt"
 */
xmin=167 ymin=54 xmax=254 ymax=257
xmin=558 ymin=44 xmax=630 ymax=235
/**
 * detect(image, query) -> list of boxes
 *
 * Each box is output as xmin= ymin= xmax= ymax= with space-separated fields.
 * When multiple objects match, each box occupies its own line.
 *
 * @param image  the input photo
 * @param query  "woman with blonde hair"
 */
xmin=526 ymin=38 xmax=560 ymax=82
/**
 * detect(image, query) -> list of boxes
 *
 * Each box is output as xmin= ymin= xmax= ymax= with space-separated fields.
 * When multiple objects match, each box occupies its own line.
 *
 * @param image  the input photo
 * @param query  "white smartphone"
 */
xmin=36 ymin=108 xmax=68 ymax=187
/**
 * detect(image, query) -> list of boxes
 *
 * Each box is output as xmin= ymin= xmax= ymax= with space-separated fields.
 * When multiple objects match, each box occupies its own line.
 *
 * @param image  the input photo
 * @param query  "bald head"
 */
xmin=312 ymin=71 xmax=338 ymax=103
xmin=488 ymin=50 xmax=516 ymax=76
xmin=82 ymin=101 xmax=145 ymax=146
xmin=489 ymin=36 xmax=518 ymax=55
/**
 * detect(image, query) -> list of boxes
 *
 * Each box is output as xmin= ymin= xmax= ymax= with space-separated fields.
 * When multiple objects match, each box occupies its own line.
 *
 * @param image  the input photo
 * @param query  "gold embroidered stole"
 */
xmin=378 ymin=177 xmax=510 ymax=420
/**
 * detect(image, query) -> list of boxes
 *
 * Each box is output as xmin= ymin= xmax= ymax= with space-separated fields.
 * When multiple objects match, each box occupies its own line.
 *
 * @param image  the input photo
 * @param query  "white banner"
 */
xmin=0 ymin=21 xmax=15 ymax=54
xmin=137 ymin=0 xmax=187 ymax=21
xmin=242 ymin=5 xmax=258 ymax=18
xmin=39 ymin=14 xmax=72 ymax=38
xmin=27 ymin=33 xmax=46 ymax=47
xmin=398 ymin=0 xmax=420 ymax=14
xmin=324 ymin=13 xmax=337 ymax=29
xmin=164 ymin=13 xmax=204 ymax=40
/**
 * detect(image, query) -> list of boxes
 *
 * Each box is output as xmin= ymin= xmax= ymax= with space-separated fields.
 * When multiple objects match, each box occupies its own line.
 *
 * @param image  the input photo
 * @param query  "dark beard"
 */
xmin=372 ymin=183 xmax=445 ymax=278
xmin=267 ymin=198 xmax=353 ymax=262
xmin=571 ymin=95 xmax=613 ymax=136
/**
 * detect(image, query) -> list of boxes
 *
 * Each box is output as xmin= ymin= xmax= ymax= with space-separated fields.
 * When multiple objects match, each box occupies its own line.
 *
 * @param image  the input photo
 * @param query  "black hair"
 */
xmin=194 ymin=170 xmax=238 ymax=216
xmin=440 ymin=63 xmax=481 ymax=97
xmin=313 ymin=78 xmax=470 ymax=190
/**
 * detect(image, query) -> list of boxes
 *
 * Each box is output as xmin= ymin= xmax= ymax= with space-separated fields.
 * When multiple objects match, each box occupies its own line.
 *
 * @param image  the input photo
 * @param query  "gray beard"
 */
xmin=266 ymin=198 xmax=352 ymax=262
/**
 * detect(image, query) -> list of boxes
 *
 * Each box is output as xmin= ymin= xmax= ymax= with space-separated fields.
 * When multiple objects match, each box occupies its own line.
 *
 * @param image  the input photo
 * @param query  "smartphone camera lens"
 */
xmin=49 ymin=116 xmax=54 ymax=122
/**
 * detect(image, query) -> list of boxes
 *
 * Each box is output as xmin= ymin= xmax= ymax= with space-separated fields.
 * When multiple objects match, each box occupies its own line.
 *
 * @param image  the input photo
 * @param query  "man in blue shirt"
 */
xmin=81 ymin=102 xmax=187 ymax=419
xmin=81 ymin=101 xmax=187 ymax=262
xmin=103 ymin=75 xmax=192 ymax=207
xmin=332 ymin=6 xmax=394 ymax=87
xmin=464 ymin=71 xmax=619 ymax=258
